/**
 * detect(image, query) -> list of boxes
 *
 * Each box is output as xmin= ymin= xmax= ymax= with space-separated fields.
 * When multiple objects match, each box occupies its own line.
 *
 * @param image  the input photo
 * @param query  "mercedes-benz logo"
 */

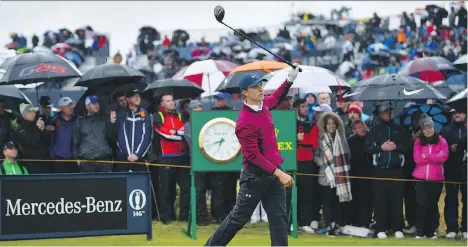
xmin=129 ymin=189 xmax=146 ymax=211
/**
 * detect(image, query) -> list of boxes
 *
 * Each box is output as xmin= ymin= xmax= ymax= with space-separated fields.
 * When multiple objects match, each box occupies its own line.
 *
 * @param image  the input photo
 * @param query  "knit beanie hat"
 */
xmin=347 ymin=102 xmax=362 ymax=115
xmin=419 ymin=113 xmax=434 ymax=129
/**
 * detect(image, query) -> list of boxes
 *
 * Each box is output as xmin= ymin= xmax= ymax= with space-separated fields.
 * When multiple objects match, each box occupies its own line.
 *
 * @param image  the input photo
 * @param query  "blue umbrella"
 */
xmin=394 ymin=104 xmax=451 ymax=132
xmin=64 ymin=51 xmax=83 ymax=67
xmin=367 ymin=43 xmax=389 ymax=54
xmin=445 ymin=72 xmax=467 ymax=93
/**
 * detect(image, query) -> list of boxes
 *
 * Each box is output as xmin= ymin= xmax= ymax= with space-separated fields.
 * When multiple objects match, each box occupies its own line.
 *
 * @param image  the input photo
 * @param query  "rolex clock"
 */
xmin=198 ymin=117 xmax=241 ymax=163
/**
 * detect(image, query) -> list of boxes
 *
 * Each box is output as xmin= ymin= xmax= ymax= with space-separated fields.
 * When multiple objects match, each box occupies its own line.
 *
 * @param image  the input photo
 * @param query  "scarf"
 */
xmin=321 ymin=132 xmax=352 ymax=202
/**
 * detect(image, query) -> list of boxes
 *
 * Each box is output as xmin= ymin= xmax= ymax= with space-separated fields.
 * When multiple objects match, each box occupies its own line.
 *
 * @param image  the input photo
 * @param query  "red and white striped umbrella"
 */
xmin=172 ymin=59 xmax=237 ymax=97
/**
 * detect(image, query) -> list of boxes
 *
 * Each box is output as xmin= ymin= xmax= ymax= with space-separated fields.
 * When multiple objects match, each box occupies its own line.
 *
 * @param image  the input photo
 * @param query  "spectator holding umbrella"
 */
xmin=1 ymin=141 xmax=28 ymax=175
xmin=294 ymin=98 xmax=319 ymax=234
xmin=412 ymin=114 xmax=449 ymax=239
xmin=72 ymin=96 xmax=117 ymax=172
xmin=49 ymin=97 xmax=78 ymax=173
xmin=364 ymin=101 xmax=406 ymax=239
xmin=115 ymin=88 xmax=152 ymax=172
xmin=440 ymin=110 xmax=467 ymax=239
xmin=17 ymin=103 xmax=51 ymax=174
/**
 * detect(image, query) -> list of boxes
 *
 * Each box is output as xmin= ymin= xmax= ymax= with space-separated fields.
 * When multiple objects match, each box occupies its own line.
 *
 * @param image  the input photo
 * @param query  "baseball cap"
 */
xmin=188 ymin=100 xmax=202 ymax=110
xmin=19 ymin=103 xmax=35 ymax=116
xmin=239 ymin=73 xmax=267 ymax=91
xmin=214 ymin=92 xmax=229 ymax=100
xmin=313 ymin=104 xmax=333 ymax=113
xmin=125 ymin=88 xmax=141 ymax=98
xmin=85 ymin=95 xmax=100 ymax=105
xmin=58 ymin=97 xmax=73 ymax=107
xmin=378 ymin=101 xmax=394 ymax=112
xmin=3 ymin=141 xmax=16 ymax=150
xmin=39 ymin=96 xmax=53 ymax=107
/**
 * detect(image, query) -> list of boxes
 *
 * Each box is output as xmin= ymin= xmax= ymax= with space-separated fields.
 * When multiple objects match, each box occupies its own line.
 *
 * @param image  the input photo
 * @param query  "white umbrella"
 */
xmin=453 ymin=54 xmax=467 ymax=71
xmin=263 ymin=65 xmax=350 ymax=95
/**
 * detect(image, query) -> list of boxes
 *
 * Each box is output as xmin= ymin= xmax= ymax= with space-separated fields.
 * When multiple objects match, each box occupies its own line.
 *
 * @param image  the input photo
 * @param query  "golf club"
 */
xmin=214 ymin=5 xmax=302 ymax=72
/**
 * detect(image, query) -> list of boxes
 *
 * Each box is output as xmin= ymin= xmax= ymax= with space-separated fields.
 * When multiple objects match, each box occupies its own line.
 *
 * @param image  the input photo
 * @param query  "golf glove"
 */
xmin=287 ymin=63 xmax=300 ymax=83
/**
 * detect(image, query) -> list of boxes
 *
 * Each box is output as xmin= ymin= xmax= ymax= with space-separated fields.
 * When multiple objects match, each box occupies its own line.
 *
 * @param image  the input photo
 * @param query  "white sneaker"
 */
xmin=404 ymin=226 xmax=417 ymax=235
xmin=446 ymin=232 xmax=457 ymax=239
xmin=430 ymin=235 xmax=438 ymax=239
xmin=463 ymin=232 xmax=467 ymax=239
xmin=395 ymin=231 xmax=404 ymax=239
xmin=415 ymin=236 xmax=425 ymax=239
xmin=377 ymin=232 xmax=387 ymax=239
xmin=250 ymin=217 xmax=260 ymax=224
xmin=261 ymin=216 xmax=268 ymax=223
xmin=290 ymin=224 xmax=294 ymax=231
xmin=310 ymin=220 xmax=319 ymax=230
xmin=299 ymin=226 xmax=315 ymax=234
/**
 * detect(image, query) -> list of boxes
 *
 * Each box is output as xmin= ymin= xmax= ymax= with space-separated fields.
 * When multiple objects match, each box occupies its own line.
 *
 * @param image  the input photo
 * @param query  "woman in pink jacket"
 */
xmin=413 ymin=114 xmax=449 ymax=239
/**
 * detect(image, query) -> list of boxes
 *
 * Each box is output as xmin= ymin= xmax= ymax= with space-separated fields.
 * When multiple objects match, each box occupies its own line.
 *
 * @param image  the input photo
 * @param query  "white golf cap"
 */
xmin=58 ymin=97 xmax=73 ymax=107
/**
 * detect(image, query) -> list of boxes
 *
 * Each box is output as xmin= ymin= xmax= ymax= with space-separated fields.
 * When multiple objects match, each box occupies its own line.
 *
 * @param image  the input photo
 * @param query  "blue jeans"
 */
xmin=205 ymin=166 xmax=288 ymax=246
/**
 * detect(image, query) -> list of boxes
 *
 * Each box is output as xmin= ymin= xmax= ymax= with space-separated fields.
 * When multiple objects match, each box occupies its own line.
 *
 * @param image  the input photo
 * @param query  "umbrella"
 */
xmin=216 ymin=60 xmax=288 ymax=94
xmin=0 ymin=48 xmax=17 ymax=66
xmin=144 ymin=79 xmax=204 ymax=100
xmin=64 ymin=51 xmax=83 ymax=67
xmin=0 ymin=53 xmax=82 ymax=85
xmin=262 ymin=66 xmax=350 ymax=94
xmin=51 ymin=43 xmax=72 ymax=51
xmin=343 ymin=74 xmax=447 ymax=101
xmin=445 ymin=72 xmax=467 ymax=93
xmin=367 ymin=43 xmax=389 ymax=54
xmin=172 ymin=59 xmax=238 ymax=98
xmin=453 ymin=54 xmax=467 ymax=72
xmin=65 ymin=37 xmax=84 ymax=46
xmin=75 ymin=64 xmax=145 ymax=88
xmin=32 ymin=46 xmax=52 ymax=54
xmin=74 ymin=82 xmax=148 ymax=116
xmin=434 ymin=83 xmax=456 ymax=98
xmin=398 ymin=56 xmax=458 ymax=83
xmin=445 ymin=88 xmax=467 ymax=113
xmin=395 ymin=104 xmax=451 ymax=132
xmin=0 ymin=85 xmax=32 ymax=109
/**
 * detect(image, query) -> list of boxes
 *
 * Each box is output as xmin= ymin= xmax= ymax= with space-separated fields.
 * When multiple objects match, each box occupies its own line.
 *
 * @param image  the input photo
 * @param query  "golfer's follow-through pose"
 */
xmin=205 ymin=64 xmax=301 ymax=246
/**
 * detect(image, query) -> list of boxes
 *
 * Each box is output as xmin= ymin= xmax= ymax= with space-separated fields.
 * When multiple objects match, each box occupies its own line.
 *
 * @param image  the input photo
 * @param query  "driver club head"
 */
xmin=214 ymin=5 xmax=225 ymax=23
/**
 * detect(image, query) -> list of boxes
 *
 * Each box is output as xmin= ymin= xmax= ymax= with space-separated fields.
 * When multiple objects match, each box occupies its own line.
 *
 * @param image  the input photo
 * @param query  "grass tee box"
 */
xmin=190 ymin=110 xmax=297 ymax=172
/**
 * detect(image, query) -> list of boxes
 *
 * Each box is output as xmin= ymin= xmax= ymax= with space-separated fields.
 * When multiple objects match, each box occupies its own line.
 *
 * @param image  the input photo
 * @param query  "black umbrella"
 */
xmin=74 ymin=82 xmax=148 ymax=116
xmin=343 ymin=74 xmax=447 ymax=101
xmin=453 ymin=54 xmax=467 ymax=72
xmin=0 ymin=85 xmax=32 ymax=109
xmin=445 ymin=88 xmax=467 ymax=113
xmin=0 ymin=53 xmax=82 ymax=85
xmin=74 ymin=64 xmax=145 ymax=88
xmin=144 ymin=79 xmax=204 ymax=100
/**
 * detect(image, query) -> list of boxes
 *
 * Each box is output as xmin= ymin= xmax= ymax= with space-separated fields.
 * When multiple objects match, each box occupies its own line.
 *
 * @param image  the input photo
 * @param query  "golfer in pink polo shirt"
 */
xmin=205 ymin=64 xmax=301 ymax=246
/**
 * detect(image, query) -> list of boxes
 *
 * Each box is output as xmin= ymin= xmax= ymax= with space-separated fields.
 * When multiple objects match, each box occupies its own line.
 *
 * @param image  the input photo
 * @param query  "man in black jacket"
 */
xmin=455 ymin=133 xmax=467 ymax=239
xmin=364 ymin=101 xmax=406 ymax=239
xmin=440 ymin=110 xmax=467 ymax=239
xmin=17 ymin=104 xmax=52 ymax=174
xmin=72 ymin=96 xmax=117 ymax=172
xmin=348 ymin=119 xmax=374 ymax=227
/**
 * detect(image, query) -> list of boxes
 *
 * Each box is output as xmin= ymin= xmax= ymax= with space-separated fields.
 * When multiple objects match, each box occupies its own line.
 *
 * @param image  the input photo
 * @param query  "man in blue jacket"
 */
xmin=115 ymin=88 xmax=152 ymax=172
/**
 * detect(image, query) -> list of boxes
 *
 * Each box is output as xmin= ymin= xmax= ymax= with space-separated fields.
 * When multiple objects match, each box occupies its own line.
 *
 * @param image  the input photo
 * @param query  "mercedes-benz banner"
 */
xmin=0 ymin=172 xmax=152 ymax=241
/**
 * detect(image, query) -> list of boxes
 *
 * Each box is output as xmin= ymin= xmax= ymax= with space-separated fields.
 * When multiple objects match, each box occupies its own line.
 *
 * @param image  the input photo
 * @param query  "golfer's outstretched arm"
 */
xmin=236 ymin=124 xmax=277 ymax=174
xmin=264 ymin=80 xmax=292 ymax=109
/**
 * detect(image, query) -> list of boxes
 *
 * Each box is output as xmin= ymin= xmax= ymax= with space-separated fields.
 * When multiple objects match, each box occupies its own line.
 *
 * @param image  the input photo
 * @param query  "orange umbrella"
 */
xmin=217 ymin=61 xmax=288 ymax=94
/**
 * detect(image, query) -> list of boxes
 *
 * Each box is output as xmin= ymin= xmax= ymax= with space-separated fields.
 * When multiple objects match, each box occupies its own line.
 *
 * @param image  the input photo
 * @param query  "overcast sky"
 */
xmin=0 ymin=1 xmax=455 ymax=56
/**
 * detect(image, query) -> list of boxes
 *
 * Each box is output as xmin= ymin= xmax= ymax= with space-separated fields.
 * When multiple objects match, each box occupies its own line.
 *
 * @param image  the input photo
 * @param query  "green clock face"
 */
xmin=198 ymin=118 xmax=240 ymax=163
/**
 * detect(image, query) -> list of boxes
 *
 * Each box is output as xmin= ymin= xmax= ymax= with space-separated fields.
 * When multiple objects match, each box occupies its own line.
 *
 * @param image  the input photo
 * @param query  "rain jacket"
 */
xmin=364 ymin=117 xmax=406 ymax=169
xmin=49 ymin=113 xmax=77 ymax=159
xmin=440 ymin=122 xmax=467 ymax=181
xmin=412 ymin=136 xmax=449 ymax=181
xmin=348 ymin=132 xmax=374 ymax=178
xmin=296 ymin=116 xmax=318 ymax=161
xmin=116 ymin=108 xmax=152 ymax=159
xmin=236 ymin=81 xmax=292 ymax=175
xmin=17 ymin=120 xmax=49 ymax=159
xmin=72 ymin=114 xmax=116 ymax=160
xmin=153 ymin=109 xmax=187 ymax=157
xmin=0 ymin=160 xmax=28 ymax=175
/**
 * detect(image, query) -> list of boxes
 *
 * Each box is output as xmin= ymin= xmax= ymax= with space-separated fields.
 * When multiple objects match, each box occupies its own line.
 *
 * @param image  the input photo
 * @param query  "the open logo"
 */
xmin=129 ymin=189 xmax=146 ymax=217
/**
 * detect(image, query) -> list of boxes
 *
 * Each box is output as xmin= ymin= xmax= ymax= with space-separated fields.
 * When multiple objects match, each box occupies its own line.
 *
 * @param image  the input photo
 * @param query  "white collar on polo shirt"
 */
xmin=243 ymin=100 xmax=263 ymax=112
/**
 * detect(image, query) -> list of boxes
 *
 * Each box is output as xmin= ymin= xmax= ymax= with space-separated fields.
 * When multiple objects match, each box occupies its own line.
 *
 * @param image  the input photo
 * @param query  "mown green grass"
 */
xmin=1 ymin=222 xmax=466 ymax=246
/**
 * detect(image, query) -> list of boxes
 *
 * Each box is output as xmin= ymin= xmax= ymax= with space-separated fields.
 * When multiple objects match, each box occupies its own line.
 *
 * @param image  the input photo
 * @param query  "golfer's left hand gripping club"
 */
xmin=214 ymin=5 xmax=302 ymax=72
